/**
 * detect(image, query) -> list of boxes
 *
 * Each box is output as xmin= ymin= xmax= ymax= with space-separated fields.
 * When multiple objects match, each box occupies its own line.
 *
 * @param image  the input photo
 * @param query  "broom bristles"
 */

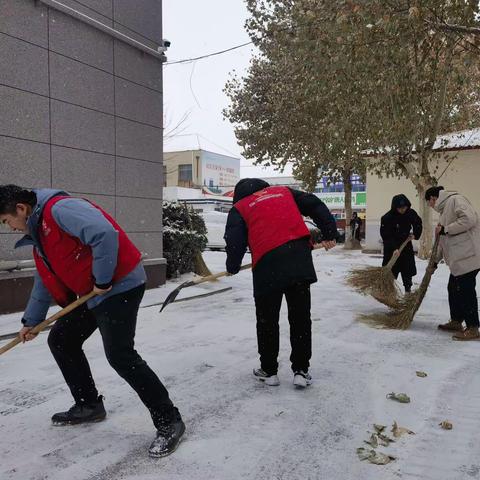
xmin=193 ymin=252 xmax=213 ymax=278
xmin=358 ymin=293 xmax=418 ymax=330
xmin=357 ymin=239 xmax=439 ymax=330
xmin=346 ymin=265 xmax=401 ymax=308
xmin=347 ymin=238 xmax=412 ymax=308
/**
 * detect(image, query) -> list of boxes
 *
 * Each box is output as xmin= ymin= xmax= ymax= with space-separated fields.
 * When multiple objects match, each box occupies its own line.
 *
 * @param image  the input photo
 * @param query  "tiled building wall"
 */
xmin=0 ymin=0 xmax=164 ymax=269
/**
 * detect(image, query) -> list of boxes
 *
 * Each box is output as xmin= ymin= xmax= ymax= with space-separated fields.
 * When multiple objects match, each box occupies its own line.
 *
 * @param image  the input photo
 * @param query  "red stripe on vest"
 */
xmin=33 ymin=196 xmax=141 ymax=306
xmin=235 ymin=186 xmax=310 ymax=267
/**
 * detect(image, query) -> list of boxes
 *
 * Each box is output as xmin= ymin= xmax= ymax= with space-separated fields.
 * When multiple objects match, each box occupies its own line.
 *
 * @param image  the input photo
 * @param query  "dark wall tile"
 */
xmin=114 ymin=40 xmax=162 ymax=91
xmin=51 ymin=100 xmax=115 ymax=154
xmin=116 ymin=117 xmax=162 ymax=162
xmin=113 ymin=0 xmax=162 ymax=43
xmin=0 ymin=137 xmax=51 ymax=187
xmin=0 ymin=33 xmax=49 ymax=96
xmin=116 ymin=78 xmax=162 ymax=127
xmin=52 ymin=146 xmax=115 ymax=195
xmin=0 ymin=0 xmax=48 ymax=47
xmin=116 ymin=157 xmax=162 ymax=198
xmin=50 ymin=53 xmax=114 ymax=114
xmin=0 ymin=85 xmax=49 ymax=143
xmin=49 ymin=9 xmax=114 ymax=72
xmin=116 ymin=196 xmax=162 ymax=232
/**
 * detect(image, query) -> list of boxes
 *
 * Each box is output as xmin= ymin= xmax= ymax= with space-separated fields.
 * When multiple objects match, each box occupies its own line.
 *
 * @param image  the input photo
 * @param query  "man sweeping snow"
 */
xmin=224 ymin=179 xmax=338 ymax=388
xmin=426 ymin=186 xmax=480 ymax=341
xmin=0 ymin=185 xmax=184 ymax=457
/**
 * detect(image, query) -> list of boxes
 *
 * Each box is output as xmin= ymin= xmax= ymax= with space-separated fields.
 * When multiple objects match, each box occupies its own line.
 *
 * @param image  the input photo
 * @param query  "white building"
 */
xmin=365 ymin=128 xmax=480 ymax=252
xmin=163 ymin=185 xmax=233 ymax=213
xmin=260 ymin=175 xmax=367 ymax=223
xmin=163 ymin=149 xmax=240 ymax=190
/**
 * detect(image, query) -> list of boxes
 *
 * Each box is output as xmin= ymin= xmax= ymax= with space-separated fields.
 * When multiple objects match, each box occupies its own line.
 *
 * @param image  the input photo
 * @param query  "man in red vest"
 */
xmin=224 ymin=179 xmax=338 ymax=388
xmin=0 ymin=185 xmax=184 ymax=457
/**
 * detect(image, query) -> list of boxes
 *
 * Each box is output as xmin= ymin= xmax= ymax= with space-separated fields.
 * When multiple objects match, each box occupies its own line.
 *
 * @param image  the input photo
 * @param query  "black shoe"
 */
xmin=149 ymin=408 xmax=185 ymax=458
xmin=52 ymin=395 xmax=106 ymax=426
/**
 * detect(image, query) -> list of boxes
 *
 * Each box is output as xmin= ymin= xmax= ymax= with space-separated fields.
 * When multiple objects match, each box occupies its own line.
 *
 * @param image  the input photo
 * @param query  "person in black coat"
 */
xmin=224 ymin=178 xmax=338 ymax=388
xmin=350 ymin=212 xmax=362 ymax=241
xmin=380 ymin=194 xmax=423 ymax=293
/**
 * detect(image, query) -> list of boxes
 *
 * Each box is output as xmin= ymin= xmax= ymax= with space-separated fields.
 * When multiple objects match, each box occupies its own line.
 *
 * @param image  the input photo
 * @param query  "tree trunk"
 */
xmin=343 ymin=169 xmax=360 ymax=250
xmin=414 ymin=180 xmax=434 ymax=260
xmin=413 ymin=39 xmax=453 ymax=259
xmin=401 ymin=153 xmax=436 ymax=259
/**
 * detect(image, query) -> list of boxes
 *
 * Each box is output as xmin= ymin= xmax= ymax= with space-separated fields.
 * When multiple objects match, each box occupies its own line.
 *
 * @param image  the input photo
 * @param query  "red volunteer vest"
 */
xmin=33 ymin=196 xmax=141 ymax=306
xmin=235 ymin=186 xmax=310 ymax=267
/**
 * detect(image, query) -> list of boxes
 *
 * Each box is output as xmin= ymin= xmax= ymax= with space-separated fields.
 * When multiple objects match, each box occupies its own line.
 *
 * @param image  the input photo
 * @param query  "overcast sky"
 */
xmin=163 ymin=0 xmax=293 ymax=178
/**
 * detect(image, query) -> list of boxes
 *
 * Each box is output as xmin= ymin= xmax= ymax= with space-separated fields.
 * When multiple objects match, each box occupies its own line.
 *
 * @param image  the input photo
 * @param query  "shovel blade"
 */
xmin=159 ymin=280 xmax=194 ymax=312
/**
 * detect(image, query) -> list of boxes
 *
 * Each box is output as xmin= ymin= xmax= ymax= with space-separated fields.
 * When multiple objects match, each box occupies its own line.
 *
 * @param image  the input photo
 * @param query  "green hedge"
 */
xmin=163 ymin=202 xmax=208 ymax=278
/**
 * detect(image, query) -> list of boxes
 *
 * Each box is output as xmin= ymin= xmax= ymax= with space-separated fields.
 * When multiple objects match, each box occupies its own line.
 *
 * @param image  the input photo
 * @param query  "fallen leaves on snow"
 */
xmin=357 ymin=448 xmax=396 ymax=465
xmin=439 ymin=420 xmax=453 ymax=430
xmin=387 ymin=392 xmax=411 ymax=403
xmin=392 ymin=421 xmax=415 ymax=438
xmin=373 ymin=424 xmax=387 ymax=434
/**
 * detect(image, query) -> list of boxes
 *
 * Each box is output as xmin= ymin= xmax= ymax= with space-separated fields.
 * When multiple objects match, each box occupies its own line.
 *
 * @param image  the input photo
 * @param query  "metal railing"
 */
xmin=38 ymin=0 xmax=166 ymax=61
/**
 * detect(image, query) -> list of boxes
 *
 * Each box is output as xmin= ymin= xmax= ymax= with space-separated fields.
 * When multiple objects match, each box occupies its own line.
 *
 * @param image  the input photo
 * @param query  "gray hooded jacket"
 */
xmin=16 ymin=189 xmax=145 ymax=326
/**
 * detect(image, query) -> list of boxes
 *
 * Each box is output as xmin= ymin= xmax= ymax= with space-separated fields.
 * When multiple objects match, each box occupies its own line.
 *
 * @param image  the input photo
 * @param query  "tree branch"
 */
xmin=427 ymin=21 xmax=480 ymax=36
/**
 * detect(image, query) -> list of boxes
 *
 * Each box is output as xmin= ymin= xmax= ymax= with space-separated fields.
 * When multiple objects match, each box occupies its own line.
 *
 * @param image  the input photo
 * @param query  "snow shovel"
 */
xmin=160 ymin=263 xmax=253 ymax=312
xmin=0 ymin=291 xmax=96 ymax=356
xmin=160 ymin=243 xmax=329 ymax=312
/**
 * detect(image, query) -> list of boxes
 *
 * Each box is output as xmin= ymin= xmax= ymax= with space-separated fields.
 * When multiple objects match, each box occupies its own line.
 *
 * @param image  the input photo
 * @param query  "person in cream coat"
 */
xmin=425 ymin=186 xmax=480 ymax=341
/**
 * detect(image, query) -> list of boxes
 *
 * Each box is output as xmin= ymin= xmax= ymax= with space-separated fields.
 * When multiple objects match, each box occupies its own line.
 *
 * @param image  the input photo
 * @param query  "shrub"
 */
xmin=163 ymin=202 xmax=208 ymax=278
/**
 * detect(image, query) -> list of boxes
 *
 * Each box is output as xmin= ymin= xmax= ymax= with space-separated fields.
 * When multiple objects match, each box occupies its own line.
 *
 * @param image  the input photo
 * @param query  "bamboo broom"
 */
xmin=346 ymin=237 xmax=411 ymax=308
xmin=359 ymin=235 xmax=440 ymax=330
xmin=194 ymin=251 xmax=213 ymax=277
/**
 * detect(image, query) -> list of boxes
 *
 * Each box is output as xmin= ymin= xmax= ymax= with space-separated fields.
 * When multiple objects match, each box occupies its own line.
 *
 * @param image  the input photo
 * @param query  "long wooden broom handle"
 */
xmin=190 ymin=263 xmax=252 ymax=286
xmin=427 ymin=235 xmax=441 ymax=269
xmin=386 ymin=237 xmax=412 ymax=270
xmin=190 ymin=242 xmax=327 ymax=287
xmin=0 ymin=291 xmax=97 ymax=356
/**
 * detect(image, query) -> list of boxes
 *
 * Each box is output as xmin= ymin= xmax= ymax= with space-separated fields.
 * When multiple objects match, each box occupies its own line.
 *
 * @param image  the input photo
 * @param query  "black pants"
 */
xmin=48 ymin=285 xmax=174 ymax=427
xmin=393 ymin=271 xmax=413 ymax=291
xmin=448 ymin=270 xmax=480 ymax=328
xmin=254 ymin=283 xmax=311 ymax=375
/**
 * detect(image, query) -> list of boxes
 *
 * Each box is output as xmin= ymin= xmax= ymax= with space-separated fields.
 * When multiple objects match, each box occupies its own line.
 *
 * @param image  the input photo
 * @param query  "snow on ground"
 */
xmin=1 ymin=249 xmax=480 ymax=480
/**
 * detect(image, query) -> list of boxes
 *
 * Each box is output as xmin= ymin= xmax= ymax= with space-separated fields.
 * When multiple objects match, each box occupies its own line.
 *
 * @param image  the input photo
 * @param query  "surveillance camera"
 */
xmin=157 ymin=39 xmax=171 ymax=54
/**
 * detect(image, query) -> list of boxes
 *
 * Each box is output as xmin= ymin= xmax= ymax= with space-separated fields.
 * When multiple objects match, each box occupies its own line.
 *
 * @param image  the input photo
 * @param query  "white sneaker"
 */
xmin=293 ymin=371 xmax=312 ymax=389
xmin=253 ymin=368 xmax=280 ymax=386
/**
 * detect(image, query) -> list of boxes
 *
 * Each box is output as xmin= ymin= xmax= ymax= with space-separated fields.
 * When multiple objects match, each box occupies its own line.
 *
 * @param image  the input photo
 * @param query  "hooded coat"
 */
xmin=434 ymin=190 xmax=480 ymax=276
xmin=224 ymin=178 xmax=338 ymax=297
xmin=380 ymin=194 xmax=423 ymax=277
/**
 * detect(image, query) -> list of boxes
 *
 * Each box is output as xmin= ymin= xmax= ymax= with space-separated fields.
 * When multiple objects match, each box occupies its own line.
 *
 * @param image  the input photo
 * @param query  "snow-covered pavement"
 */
xmin=1 ymin=249 xmax=479 ymax=480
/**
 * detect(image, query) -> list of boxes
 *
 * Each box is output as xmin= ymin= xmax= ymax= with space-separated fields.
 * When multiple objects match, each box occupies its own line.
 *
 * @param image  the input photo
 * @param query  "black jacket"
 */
xmin=350 ymin=216 xmax=362 ymax=240
xmin=380 ymin=194 xmax=423 ymax=277
xmin=224 ymin=178 xmax=338 ymax=297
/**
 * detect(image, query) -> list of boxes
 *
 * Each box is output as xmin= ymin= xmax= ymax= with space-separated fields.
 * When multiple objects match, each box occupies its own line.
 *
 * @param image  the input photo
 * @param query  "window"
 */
xmin=178 ymin=164 xmax=193 ymax=186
